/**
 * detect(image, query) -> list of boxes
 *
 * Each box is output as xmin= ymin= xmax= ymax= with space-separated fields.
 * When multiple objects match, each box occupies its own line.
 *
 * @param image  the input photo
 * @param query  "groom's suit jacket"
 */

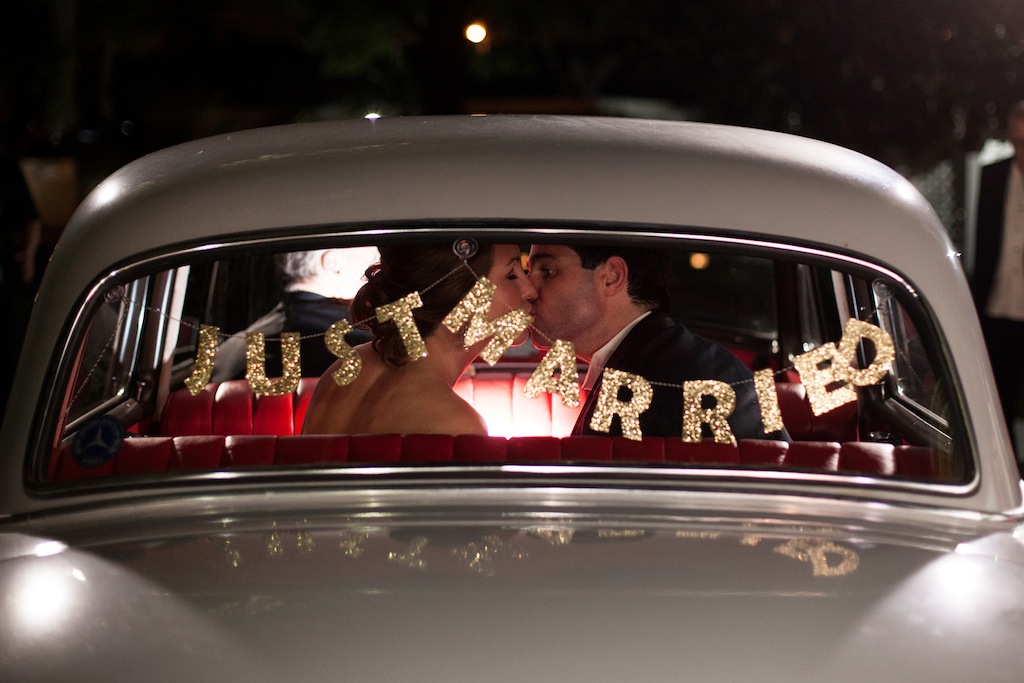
xmin=573 ymin=313 xmax=784 ymax=441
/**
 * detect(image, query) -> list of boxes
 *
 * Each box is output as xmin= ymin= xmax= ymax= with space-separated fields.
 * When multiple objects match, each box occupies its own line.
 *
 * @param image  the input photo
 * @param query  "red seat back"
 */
xmin=53 ymin=434 xmax=950 ymax=482
xmin=775 ymin=382 xmax=858 ymax=442
xmin=160 ymin=378 xmax=318 ymax=437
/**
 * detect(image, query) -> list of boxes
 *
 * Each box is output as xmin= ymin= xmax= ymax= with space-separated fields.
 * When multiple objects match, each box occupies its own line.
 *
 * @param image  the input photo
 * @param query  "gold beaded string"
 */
xmin=90 ymin=264 xmax=896 ymax=411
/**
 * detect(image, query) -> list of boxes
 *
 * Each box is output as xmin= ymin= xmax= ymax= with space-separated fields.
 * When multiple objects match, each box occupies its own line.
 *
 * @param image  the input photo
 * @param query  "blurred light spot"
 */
xmin=33 ymin=541 xmax=67 ymax=557
xmin=71 ymin=568 xmax=86 ymax=582
xmin=894 ymin=179 xmax=922 ymax=205
xmin=92 ymin=178 xmax=123 ymax=207
xmin=689 ymin=253 xmax=710 ymax=270
xmin=14 ymin=568 xmax=74 ymax=632
xmin=465 ymin=23 xmax=487 ymax=44
xmin=364 ymin=112 xmax=381 ymax=121
xmin=120 ymin=120 xmax=135 ymax=136
xmin=940 ymin=27 xmax=953 ymax=41
xmin=927 ymin=555 xmax=987 ymax=615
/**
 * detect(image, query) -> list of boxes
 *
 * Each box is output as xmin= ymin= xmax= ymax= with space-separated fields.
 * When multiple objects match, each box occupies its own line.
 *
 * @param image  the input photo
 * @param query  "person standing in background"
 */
xmin=210 ymin=247 xmax=379 ymax=382
xmin=972 ymin=101 xmax=1024 ymax=463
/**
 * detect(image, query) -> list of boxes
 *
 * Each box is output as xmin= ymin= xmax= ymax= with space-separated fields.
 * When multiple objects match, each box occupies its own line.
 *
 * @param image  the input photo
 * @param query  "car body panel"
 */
xmin=2 ymin=115 xmax=1014 ymax=515
xmin=3 ymin=488 xmax=1024 ymax=682
xmin=1 ymin=116 xmax=1022 ymax=680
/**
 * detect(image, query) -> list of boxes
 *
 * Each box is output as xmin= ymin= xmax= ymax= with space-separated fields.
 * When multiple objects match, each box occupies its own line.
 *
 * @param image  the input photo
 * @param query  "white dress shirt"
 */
xmin=581 ymin=311 xmax=652 ymax=391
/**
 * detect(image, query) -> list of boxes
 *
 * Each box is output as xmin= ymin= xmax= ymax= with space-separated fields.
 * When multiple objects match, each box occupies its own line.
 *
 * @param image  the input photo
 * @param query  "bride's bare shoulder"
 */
xmin=438 ymin=393 xmax=488 ymax=435
xmin=302 ymin=348 xmax=381 ymax=434
xmin=396 ymin=386 xmax=487 ymax=436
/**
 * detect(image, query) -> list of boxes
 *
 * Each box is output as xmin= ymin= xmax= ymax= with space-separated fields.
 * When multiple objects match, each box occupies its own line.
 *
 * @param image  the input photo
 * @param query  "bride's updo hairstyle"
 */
xmin=352 ymin=242 xmax=495 ymax=367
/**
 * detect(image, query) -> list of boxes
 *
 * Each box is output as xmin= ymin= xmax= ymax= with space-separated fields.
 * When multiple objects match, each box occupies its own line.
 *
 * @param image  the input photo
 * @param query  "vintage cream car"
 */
xmin=1 ymin=116 xmax=1022 ymax=681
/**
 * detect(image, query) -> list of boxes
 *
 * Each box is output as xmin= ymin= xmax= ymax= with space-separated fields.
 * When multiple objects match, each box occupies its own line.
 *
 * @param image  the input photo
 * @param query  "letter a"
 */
xmin=523 ymin=339 xmax=580 ymax=407
xmin=442 ymin=277 xmax=533 ymax=365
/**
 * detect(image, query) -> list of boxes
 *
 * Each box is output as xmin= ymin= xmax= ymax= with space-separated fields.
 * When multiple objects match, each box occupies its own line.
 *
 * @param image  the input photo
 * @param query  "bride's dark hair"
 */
xmin=351 ymin=242 xmax=495 ymax=367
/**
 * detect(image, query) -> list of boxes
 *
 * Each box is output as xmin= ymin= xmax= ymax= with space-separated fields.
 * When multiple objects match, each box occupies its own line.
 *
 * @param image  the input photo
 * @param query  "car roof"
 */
xmin=62 ymin=115 xmax=939 ymax=266
xmin=2 ymin=115 xmax=1017 ymax=515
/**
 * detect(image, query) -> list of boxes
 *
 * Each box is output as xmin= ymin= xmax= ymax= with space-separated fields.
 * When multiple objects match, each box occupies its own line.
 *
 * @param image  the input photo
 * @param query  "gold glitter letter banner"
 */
xmin=376 ymin=292 xmax=427 ymax=361
xmin=589 ymin=369 xmax=653 ymax=441
xmin=184 ymin=325 xmax=220 ymax=395
xmin=792 ymin=343 xmax=855 ymax=417
xmin=682 ymin=380 xmax=736 ymax=444
xmin=522 ymin=339 xmax=581 ymax=408
xmin=247 ymin=331 xmax=301 ymax=396
xmin=835 ymin=319 xmax=895 ymax=386
xmin=794 ymin=319 xmax=895 ymax=416
xmin=753 ymin=368 xmax=785 ymax=434
xmin=324 ymin=320 xmax=363 ymax=386
xmin=442 ymin=277 xmax=533 ymax=366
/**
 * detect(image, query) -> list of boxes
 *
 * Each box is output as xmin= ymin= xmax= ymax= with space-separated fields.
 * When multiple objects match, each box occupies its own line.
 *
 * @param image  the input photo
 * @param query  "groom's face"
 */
xmin=526 ymin=245 xmax=604 ymax=353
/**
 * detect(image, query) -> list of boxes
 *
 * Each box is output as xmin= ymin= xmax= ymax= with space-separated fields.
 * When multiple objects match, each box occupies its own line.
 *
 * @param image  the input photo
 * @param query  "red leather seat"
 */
xmin=735 ymin=439 xmax=786 ymax=466
xmin=775 ymin=382 xmax=858 ymax=442
xmin=276 ymin=434 xmax=350 ymax=465
xmin=454 ymin=372 xmax=580 ymax=437
xmin=145 ymin=373 xmax=916 ymax=480
xmin=52 ymin=434 xmax=943 ymax=482
xmin=160 ymin=378 xmax=318 ymax=437
xmin=784 ymin=441 xmax=841 ymax=471
xmin=453 ymin=434 xmax=508 ymax=463
xmin=839 ymin=442 xmax=896 ymax=476
xmin=223 ymin=435 xmax=278 ymax=467
xmin=161 ymin=385 xmax=214 ymax=436
xmin=612 ymin=436 xmax=665 ymax=463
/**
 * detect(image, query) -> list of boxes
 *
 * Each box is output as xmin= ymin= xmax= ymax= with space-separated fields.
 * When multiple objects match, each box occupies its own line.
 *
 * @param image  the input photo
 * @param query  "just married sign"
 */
xmin=184 ymin=275 xmax=894 ymax=443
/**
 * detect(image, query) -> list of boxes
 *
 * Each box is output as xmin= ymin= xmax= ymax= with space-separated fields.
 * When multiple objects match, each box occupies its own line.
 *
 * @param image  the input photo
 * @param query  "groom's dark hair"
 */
xmin=570 ymin=245 xmax=670 ymax=311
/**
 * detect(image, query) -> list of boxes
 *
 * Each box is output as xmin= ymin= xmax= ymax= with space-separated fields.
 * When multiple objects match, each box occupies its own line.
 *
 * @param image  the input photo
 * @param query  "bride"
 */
xmin=302 ymin=241 xmax=537 ymax=435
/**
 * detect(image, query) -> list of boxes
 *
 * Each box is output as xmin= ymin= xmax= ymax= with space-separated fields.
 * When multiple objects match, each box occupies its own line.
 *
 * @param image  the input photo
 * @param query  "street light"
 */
xmin=465 ymin=22 xmax=487 ymax=44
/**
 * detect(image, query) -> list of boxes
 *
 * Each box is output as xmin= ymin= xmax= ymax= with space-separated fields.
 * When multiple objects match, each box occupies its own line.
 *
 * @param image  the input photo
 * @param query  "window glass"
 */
xmin=669 ymin=252 xmax=775 ymax=339
xmin=66 ymin=281 xmax=144 ymax=424
xmin=45 ymin=236 xmax=966 ymax=488
xmin=873 ymin=280 xmax=948 ymax=423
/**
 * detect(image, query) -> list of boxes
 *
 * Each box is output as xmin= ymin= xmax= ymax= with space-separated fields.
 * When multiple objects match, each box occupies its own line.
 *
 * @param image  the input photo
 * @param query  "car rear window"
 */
xmin=42 ymin=232 xmax=967 ymax=489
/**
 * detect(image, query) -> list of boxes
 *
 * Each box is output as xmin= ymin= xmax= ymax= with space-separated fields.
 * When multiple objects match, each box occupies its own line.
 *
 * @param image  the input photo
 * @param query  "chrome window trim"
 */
xmin=32 ymin=220 xmax=978 ymax=503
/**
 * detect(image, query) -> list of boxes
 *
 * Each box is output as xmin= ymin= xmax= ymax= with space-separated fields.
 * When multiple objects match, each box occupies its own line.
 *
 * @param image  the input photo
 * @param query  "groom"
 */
xmin=526 ymin=244 xmax=783 ymax=441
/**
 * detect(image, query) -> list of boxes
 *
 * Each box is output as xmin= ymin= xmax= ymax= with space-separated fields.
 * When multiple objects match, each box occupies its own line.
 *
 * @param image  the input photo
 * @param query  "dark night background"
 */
xmin=1 ymin=0 xmax=1023 ymax=426
xmin=2 ymin=0 xmax=1023 ymax=255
